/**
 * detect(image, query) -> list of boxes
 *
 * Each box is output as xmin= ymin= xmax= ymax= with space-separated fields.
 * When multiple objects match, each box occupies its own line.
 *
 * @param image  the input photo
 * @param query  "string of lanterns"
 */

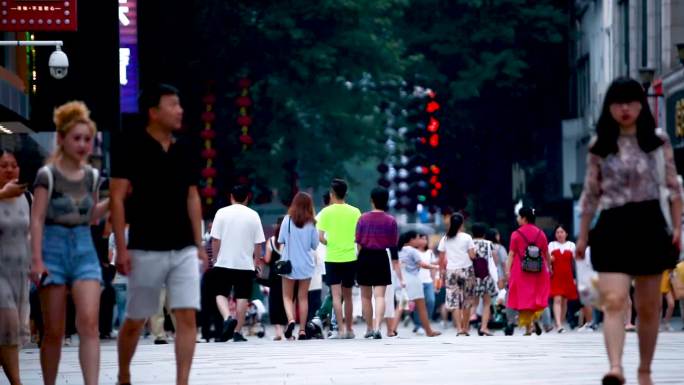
xmin=236 ymin=78 xmax=254 ymax=149
xmin=200 ymin=87 xmax=217 ymax=206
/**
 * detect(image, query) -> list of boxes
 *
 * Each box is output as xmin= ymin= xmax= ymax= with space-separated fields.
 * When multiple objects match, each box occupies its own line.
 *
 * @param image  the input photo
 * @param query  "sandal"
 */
xmin=601 ymin=374 xmax=625 ymax=385
xmin=284 ymin=321 xmax=296 ymax=339
xmin=298 ymin=330 xmax=309 ymax=340
xmin=602 ymin=366 xmax=625 ymax=385
xmin=273 ymin=336 xmax=283 ymax=341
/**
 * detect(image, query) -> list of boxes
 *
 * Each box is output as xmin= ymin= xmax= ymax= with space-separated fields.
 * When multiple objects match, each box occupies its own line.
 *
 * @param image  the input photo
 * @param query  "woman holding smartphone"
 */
xmin=0 ymin=149 xmax=31 ymax=385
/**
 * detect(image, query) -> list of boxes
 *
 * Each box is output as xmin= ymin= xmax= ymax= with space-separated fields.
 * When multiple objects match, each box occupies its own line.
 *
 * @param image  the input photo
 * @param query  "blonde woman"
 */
xmin=30 ymin=102 xmax=108 ymax=385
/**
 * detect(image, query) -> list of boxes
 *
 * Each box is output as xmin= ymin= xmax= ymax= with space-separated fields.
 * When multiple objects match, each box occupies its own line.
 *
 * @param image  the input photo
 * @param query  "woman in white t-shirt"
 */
xmin=438 ymin=213 xmax=476 ymax=336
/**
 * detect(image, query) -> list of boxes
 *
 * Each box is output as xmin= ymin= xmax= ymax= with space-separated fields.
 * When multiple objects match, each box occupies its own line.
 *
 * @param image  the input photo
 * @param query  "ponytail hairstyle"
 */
xmin=446 ymin=213 xmax=465 ymax=239
xmin=48 ymin=101 xmax=97 ymax=164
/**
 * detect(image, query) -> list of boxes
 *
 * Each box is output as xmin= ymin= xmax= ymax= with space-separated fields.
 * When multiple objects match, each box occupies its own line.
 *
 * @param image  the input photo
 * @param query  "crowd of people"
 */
xmin=1 ymin=79 xmax=684 ymax=385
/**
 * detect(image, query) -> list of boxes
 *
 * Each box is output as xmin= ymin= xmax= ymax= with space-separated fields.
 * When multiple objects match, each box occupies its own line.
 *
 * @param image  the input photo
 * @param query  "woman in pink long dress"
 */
xmin=506 ymin=207 xmax=550 ymax=335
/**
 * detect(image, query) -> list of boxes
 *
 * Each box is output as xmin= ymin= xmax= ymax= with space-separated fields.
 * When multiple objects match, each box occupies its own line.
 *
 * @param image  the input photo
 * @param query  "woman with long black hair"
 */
xmin=577 ymin=77 xmax=682 ymax=385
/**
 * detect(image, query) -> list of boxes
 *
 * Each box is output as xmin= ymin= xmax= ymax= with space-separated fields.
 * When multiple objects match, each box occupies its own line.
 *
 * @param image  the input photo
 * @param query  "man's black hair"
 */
xmin=371 ymin=187 xmax=389 ymax=211
xmin=139 ymin=83 xmax=180 ymax=120
xmin=231 ymin=184 xmax=251 ymax=204
xmin=330 ymin=178 xmax=348 ymax=200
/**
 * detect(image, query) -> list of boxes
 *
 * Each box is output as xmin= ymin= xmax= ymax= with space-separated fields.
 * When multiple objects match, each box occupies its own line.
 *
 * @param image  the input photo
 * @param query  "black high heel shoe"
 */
xmin=284 ymin=321 xmax=296 ymax=339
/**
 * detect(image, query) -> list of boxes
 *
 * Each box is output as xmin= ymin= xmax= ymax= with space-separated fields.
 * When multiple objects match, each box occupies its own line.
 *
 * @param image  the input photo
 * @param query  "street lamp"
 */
xmin=638 ymin=67 xmax=655 ymax=91
xmin=638 ymin=67 xmax=663 ymax=97
xmin=677 ymin=43 xmax=684 ymax=66
xmin=0 ymin=40 xmax=68 ymax=79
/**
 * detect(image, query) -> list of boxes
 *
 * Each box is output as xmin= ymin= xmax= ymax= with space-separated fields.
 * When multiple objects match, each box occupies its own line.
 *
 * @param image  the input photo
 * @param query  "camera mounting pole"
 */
xmin=0 ymin=40 xmax=63 ymax=47
xmin=0 ymin=40 xmax=68 ymax=79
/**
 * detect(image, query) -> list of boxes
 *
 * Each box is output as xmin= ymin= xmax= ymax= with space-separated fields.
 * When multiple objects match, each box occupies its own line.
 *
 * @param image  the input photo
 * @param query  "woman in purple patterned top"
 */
xmin=576 ymin=78 xmax=682 ymax=385
xmin=355 ymin=187 xmax=403 ymax=339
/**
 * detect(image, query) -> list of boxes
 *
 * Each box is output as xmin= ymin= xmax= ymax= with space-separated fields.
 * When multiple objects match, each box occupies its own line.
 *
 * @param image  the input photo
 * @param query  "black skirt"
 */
xmin=589 ymin=200 xmax=677 ymax=276
xmin=356 ymin=248 xmax=392 ymax=287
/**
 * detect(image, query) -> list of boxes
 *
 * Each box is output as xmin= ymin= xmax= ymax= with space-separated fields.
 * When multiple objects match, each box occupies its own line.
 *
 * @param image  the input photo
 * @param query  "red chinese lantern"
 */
xmin=202 ymin=94 xmax=216 ymax=105
xmin=201 ymin=111 xmax=216 ymax=123
xmin=201 ymin=186 xmax=218 ymax=198
xmin=430 ymin=165 xmax=441 ymax=175
xmin=200 ymin=129 xmax=216 ymax=140
xmin=237 ymin=115 xmax=253 ymax=127
xmin=201 ymin=167 xmax=217 ymax=179
xmin=238 ymin=78 xmax=252 ymax=89
xmin=235 ymin=96 xmax=252 ymax=108
xmin=201 ymin=148 xmax=217 ymax=159
xmin=431 ymin=189 xmax=439 ymax=198
xmin=239 ymin=134 xmax=254 ymax=145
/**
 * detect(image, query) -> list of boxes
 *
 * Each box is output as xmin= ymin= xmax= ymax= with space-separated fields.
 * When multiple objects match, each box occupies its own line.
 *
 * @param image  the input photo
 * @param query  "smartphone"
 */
xmin=37 ymin=273 xmax=49 ymax=288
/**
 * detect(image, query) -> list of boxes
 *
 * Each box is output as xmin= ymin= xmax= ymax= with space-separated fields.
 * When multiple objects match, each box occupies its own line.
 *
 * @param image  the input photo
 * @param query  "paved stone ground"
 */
xmin=14 ymin=323 xmax=684 ymax=385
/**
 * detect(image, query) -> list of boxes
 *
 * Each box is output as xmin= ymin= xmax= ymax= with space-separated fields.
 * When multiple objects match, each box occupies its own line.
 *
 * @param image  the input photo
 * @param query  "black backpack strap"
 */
xmin=516 ymin=229 xmax=531 ymax=246
xmin=24 ymin=191 xmax=33 ymax=208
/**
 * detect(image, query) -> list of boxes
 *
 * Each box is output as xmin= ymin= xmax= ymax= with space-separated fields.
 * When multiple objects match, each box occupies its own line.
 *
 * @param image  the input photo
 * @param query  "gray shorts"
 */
xmin=126 ymin=246 xmax=201 ymax=320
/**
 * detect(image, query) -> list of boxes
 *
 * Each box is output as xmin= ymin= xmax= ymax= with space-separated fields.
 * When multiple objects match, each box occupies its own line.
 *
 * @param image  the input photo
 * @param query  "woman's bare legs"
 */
xmin=480 ymin=295 xmax=492 ymax=334
xmin=71 ymin=280 xmax=101 ymax=385
xmin=633 ymin=275 xmax=662 ymax=385
xmin=39 ymin=285 xmax=67 ymax=385
xmin=598 ymin=273 xmax=632 ymax=381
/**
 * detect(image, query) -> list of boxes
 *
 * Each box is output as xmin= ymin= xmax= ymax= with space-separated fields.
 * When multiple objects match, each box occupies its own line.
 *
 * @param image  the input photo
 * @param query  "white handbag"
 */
xmin=655 ymin=128 xmax=673 ymax=232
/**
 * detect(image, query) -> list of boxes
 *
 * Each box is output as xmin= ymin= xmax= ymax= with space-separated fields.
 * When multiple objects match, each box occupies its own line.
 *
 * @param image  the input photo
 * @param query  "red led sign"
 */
xmin=0 ymin=0 xmax=77 ymax=31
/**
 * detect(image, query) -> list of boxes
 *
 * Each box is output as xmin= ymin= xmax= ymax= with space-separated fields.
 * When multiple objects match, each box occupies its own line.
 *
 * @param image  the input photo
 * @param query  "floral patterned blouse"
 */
xmin=579 ymin=131 xmax=682 ymax=217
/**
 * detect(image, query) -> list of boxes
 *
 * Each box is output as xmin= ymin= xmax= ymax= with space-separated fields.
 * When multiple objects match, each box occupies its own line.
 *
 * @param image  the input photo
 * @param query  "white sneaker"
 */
xmin=328 ymin=331 xmax=343 ymax=339
xmin=577 ymin=324 xmax=595 ymax=333
xmin=344 ymin=331 xmax=356 ymax=339
xmin=414 ymin=327 xmax=426 ymax=336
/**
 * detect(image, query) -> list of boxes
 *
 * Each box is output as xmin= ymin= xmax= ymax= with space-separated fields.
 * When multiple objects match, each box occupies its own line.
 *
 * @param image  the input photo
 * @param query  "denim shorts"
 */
xmin=42 ymin=225 xmax=102 ymax=287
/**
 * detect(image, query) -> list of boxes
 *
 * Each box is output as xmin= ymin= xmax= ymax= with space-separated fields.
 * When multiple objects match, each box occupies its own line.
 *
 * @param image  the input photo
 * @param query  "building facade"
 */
xmin=563 ymin=0 xmax=684 ymax=215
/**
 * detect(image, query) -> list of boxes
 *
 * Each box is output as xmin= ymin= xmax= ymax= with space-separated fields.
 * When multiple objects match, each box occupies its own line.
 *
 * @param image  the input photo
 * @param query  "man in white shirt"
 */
xmin=210 ymin=185 xmax=265 ymax=342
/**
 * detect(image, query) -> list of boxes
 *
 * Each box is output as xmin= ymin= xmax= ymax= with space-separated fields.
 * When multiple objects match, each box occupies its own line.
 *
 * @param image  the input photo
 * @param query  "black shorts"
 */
xmin=211 ymin=267 xmax=255 ymax=299
xmin=589 ymin=200 xmax=677 ymax=276
xmin=356 ymin=248 xmax=392 ymax=287
xmin=324 ymin=261 xmax=357 ymax=288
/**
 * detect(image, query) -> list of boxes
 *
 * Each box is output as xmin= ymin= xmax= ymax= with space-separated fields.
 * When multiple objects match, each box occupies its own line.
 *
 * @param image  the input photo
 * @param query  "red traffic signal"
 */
xmin=426 ymin=101 xmax=440 ymax=113
xmin=429 ymin=134 xmax=439 ymax=147
xmin=427 ymin=117 xmax=440 ymax=133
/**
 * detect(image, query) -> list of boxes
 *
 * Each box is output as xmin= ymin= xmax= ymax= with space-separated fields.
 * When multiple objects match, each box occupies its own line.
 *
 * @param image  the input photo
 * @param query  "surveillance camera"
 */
xmin=49 ymin=47 xmax=69 ymax=80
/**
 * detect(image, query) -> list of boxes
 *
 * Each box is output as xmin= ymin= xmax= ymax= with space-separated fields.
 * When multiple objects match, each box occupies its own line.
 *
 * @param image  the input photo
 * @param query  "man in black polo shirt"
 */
xmin=110 ymin=84 xmax=207 ymax=385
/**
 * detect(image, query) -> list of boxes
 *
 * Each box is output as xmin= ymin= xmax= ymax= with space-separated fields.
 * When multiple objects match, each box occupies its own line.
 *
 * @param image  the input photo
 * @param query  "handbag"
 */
xmin=673 ymin=262 xmax=684 ymax=300
xmin=655 ymin=128 xmax=673 ymax=233
xmin=275 ymin=218 xmax=293 ymax=275
xmin=255 ymin=241 xmax=271 ymax=285
xmin=473 ymin=241 xmax=491 ymax=279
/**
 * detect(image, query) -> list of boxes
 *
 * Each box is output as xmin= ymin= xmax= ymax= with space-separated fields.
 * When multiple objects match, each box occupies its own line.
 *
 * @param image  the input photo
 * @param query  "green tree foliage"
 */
xmin=195 ymin=0 xmax=566 ymax=209
xmin=196 ymin=0 xmax=414 ymax=197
